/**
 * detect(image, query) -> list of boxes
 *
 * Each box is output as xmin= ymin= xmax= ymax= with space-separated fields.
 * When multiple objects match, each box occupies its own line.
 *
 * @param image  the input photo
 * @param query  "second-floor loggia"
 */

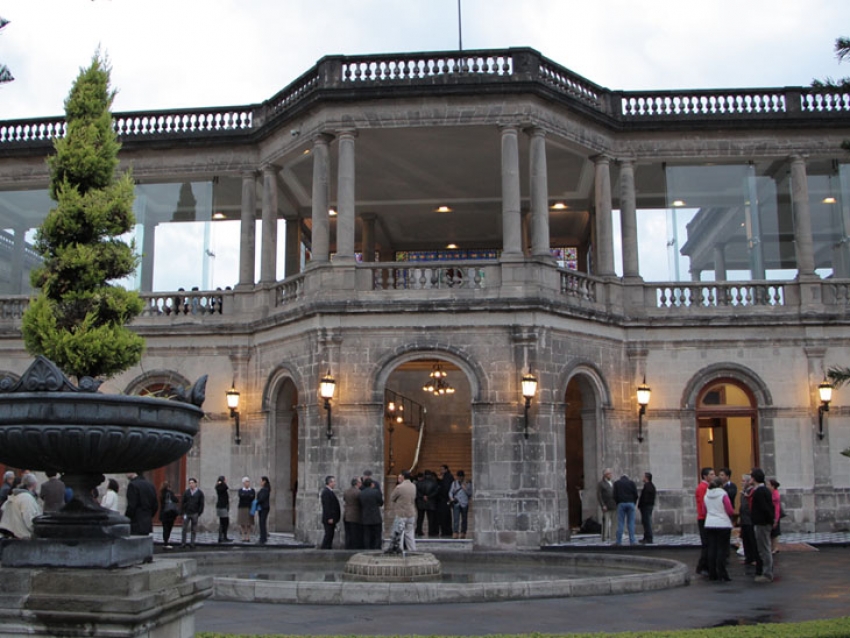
xmin=1 ymin=48 xmax=849 ymax=326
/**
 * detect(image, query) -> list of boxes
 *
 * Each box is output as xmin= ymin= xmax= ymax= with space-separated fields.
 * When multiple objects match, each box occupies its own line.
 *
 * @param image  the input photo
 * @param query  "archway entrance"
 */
xmin=272 ymin=379 xmax=299 ymax=532
xmin=564 ymin=374 xmax=600 ymax=530
xmin=383 ymin=358 xmax=472 ymax=536
xmin=696 ymin=379 xmax=758 ymax=487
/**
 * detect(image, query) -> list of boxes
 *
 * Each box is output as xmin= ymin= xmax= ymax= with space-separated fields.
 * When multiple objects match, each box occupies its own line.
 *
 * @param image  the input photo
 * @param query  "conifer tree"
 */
xmin=21 ymin=53 xmax=144 ymax=381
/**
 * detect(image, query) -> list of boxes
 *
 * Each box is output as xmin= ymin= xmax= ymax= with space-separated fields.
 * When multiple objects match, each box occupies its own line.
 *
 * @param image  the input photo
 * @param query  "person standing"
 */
xmin=0 ymin=470 xmax=15 ymax=508
xmin=358 ymin=477 xmax=384 ymax=550
xmin=0 ymin=473 xmax=41 ymax=539
xmin=704 ymin=477 xmax=734 ymax=581
xmin=613 ymin=473 xmax=638 ymax=545
xmin=159 ymin=480 xmax=179 ymax=548
xmin=449 ymin=470 xmax=472 ymax=539
xmin=596 ymin=469 xmax=616 ymax=542
xmin=99 ymin=478 xmax=121 ymax=512
xmin=695 ymin=467 xmax=715 ymax=575
xmin=237 ymin=477 xmax=256 ymax=543
xmin=436 ymin=465 xmax=454 ymax=538
xmin=40 ymin=470 xmax=66 ymax=513
xmin=215 ymin=475 xmax=232 ymax=543
xmin=256 ymin=476 xmax=271 ymax=545
xmin=320 ymin=475 xmax=341 ymax=549
xmin=343 ymin=477 xmax=363 ymax=549
xmin=390 ymin=470 xmax=417 ymax=551
xmin=768 ymin=478 xmax=782 ymax=554
xmin=637 ymin=471 xmax=656 ymax=544
xmin=719 ymin=468 xmax=738 ymax=511
xmin=417 ymin=469 xmax=439 ymax=537
xmin=738 ymin=474 xmax=758 ymax=569
xmin=125 ymin=471 xmax=158 ymax=536
xmin=750 ymin=468 xmax=775 ymax=582
xmin=180 ymin=477 xmax=204 ymax=548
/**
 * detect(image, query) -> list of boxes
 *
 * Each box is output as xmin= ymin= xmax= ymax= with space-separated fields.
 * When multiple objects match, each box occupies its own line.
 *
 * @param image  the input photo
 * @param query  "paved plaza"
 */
xmin=186 ymin=531 xmax=850 ymax=635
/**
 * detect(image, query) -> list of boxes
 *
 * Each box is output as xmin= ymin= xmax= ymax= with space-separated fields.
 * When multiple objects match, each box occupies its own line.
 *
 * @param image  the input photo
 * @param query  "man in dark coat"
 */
xmin=637 ymin=471 xmax=656 ymax=544
xmin=343 ymin=477 xmax=363 ymax=549
xmin=358 ymin=477 xmax=384 ymax=549
xmin=436 ymin=465 xmax=454 ymax=538
xmin=320 ymin=475 xmax=341 ymax=549
xmin=125 ymin=471 xmax=158 ymax=535
xmin=180 ymin=477 xmax=205 ymax=548
xmin=416 ymin=470 xmax=439 ymax=537
xmin=750 ymin=467 xmax=775 ymax=582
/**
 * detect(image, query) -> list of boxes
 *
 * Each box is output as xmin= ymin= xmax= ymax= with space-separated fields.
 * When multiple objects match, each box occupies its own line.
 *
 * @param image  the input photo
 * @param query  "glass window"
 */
xmin=631 ymin=163 xmax=797 ymax=283
xmin=806 ymin=160 xmax=850 ymax=279
xmin=0 ymin=189 xmax=51 ymax=295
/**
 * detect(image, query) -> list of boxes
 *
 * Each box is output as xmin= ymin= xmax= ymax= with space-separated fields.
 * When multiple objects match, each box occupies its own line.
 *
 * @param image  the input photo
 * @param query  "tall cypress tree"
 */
xmin=21 ymin=53 xmax=144 ymax=381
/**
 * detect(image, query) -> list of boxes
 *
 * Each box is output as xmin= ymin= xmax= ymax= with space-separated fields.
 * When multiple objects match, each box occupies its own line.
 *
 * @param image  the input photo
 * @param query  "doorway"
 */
xmin=272 ymin=378 xmax=299 ymax=532
xmin=696 ymin=380 xmax=758 ymax=486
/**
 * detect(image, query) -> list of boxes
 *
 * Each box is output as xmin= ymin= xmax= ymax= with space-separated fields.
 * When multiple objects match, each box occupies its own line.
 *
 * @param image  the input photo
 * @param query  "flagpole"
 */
xmin=457 ymin=0 xmax=463 ymax=51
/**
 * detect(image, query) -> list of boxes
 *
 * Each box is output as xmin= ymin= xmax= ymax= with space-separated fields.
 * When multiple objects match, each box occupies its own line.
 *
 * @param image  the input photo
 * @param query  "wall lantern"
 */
xmin=818 ymin=377 xmax=834 ymax=440
xmin=521 ymin=372 xmax=538 ymax=439
xmin=225 ymin=383 xmax=242 ymax=445
xmin=320 ymin=371 xmax=336 ymax=440
xmin=636 ymin=376 xmax=651 ymax=443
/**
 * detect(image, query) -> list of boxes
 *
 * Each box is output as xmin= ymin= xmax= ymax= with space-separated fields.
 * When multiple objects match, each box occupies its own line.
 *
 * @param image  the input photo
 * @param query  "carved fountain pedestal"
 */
xmin=0 ymin=357 xmax=212 ymax=637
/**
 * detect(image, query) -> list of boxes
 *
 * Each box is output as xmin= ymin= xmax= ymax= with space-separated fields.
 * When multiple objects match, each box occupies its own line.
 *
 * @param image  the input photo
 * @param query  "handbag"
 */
xmin=249 ymin=498 xmax=259 ymax=516
xmin=163 ymin=493 xmax=178 ymax=514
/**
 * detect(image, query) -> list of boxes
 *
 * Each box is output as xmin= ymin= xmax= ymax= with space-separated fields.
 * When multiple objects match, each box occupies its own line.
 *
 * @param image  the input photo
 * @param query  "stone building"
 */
xmin=1 ymin=48 xmax=849 ymax=548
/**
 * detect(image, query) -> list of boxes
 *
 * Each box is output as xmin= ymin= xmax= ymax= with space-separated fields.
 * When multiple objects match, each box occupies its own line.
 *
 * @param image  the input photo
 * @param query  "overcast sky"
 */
xmin=2 ymin=0 xmax=849 ymax=121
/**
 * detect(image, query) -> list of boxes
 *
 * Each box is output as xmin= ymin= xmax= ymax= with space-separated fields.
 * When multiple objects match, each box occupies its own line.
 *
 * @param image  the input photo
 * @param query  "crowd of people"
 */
xmin=322 ymin=465 xmax=473 ymax=550
xmin=596 ymin=464 xmax=784 ymax=584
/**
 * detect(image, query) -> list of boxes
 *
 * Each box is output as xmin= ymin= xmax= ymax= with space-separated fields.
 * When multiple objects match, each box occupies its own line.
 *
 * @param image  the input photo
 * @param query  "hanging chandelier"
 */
xmin=423 ymin=363 xmax=455 ymax=396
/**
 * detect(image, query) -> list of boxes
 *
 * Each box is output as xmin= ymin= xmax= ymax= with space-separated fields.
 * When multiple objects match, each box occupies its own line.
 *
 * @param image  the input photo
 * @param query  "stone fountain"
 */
xmin=0 ymin=356 xmax=212 ymax=637
xmin=344 ymin=517 xmax=442 ymax=582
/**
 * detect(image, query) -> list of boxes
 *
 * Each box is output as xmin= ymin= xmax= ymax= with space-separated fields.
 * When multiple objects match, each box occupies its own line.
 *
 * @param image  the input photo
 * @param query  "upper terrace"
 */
xmin=1 ymin=48 xmax=850 ymax=334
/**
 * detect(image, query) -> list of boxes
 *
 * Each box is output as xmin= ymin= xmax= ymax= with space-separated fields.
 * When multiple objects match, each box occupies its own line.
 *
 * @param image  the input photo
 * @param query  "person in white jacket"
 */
xmin=703 ymin=477 xmax=735 ymax=582
xmin=0 ymin=473 xmax=42 ymax=539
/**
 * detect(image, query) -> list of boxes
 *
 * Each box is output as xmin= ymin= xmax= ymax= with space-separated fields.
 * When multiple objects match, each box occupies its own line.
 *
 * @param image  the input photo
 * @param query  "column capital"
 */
xmin=616 ymin=156 xmax=637 ymax=167
xmin=261 ymin=163 xmax=278 ymax=175
xmin=312 ymin=132 xmax=335 ymax=146
xmin=241 ymin=169 xmax=258 ymax=180
xmin=789 ymin=153 xmax=808 ymax=165
xmin=523 ymin=125 xmax=546 ymax=138
xmin=336 ymin=128 xmax=358 ymax=140
xmin=590 ymin=153 xmax=613 ymax=165
xmin=497 ymin=119 xmax=525 ymax=133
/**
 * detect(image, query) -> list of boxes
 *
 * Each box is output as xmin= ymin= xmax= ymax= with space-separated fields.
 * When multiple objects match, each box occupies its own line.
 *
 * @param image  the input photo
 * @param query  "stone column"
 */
xmin=527 ymin=127 xmax=551 ymax=258
xmin=310 ymin=133 xmax=333 ymax=265
xmin=714 ymin=244 xmax=727 ymax=281
xmin=260 ymin=164 xmax=278 ymax=284
xmin=238 ymin=170 xmax=257 ymax=288
xmin=10 ymin=226 xmax=26 ymax=294
xmin=334 ymin=130 xmax=356 ymax=263
xmin=283 ymin=215 xmax=302 ymax=278
xmin=140 ymin=219 xmax=156 ymax=292
xmin=618 ymin=158 xmax=640 ymax=280
xmin=360 ymin=212 xmax=376 ymax=262
xmin=500 ymin=125 xmax=523 ymax=258
xmin=790 ymin=155 xmax=816 ymax=278
xmin=594 ymin=155 xmax=616 ymax=277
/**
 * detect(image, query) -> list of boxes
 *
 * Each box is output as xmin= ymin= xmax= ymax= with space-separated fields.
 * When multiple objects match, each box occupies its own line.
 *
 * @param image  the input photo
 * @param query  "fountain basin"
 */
xmin=194 ymin=550 xmax=689 ymax=604
xmin=344 ymin=551 xmax=442 ymax=582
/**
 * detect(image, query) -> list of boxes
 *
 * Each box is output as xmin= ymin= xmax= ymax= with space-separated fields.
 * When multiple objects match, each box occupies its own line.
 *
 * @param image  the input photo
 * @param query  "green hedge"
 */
xmin=196 ymin=616 xmax=850 ymax=638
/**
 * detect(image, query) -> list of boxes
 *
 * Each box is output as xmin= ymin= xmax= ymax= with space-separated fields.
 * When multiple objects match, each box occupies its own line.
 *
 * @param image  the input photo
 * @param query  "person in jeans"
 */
xmin=750 ymin=468 xmax=775 ymax=582
xmin=449 ymin=470 xmax=472 ymax=539
xmin=613 ymin=473 xmax=638 ymax=545
xmin=180 ymin=477 xmax=204 ymax=548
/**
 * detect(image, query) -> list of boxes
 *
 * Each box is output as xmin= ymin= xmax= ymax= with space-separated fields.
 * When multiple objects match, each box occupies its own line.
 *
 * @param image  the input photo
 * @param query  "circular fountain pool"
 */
xmin=190 ymin=549 xmax=690 ymax=605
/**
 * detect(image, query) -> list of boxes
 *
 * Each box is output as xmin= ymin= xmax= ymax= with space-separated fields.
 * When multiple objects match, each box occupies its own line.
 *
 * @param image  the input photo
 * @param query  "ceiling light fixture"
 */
xmin=435 ymin=205 xmax=452 ymax=213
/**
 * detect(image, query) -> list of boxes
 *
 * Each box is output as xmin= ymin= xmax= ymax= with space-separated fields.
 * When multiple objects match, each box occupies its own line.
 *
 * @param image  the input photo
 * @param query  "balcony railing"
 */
xmin=3 ymin=269 xmax=850 ymax=330
xmin=3 ymin=48 xmax=847 ymax=150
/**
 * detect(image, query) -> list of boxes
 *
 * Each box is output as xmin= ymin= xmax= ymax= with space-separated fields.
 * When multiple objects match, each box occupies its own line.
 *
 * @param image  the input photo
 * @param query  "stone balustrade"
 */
xmin=3 ymin=269 xmax=850 ymax=330
xmin=3 ymin=48 xmax=846 ymax=149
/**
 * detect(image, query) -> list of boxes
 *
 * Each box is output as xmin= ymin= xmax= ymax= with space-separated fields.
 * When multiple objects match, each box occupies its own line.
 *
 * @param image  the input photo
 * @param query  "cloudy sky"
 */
xmin=2 ymin=0 xmax=849 ymax=121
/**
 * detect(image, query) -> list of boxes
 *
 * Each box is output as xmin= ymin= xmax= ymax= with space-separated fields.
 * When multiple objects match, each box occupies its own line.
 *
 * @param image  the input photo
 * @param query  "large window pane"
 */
xmin=0 ymin=189 xmax=50 ymax=295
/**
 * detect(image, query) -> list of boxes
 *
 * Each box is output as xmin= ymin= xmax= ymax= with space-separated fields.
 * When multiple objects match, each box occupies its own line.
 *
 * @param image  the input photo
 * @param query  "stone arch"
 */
xmin=679 ymin=362 xmax=774 ymax=491
xmin=262 ymin=363 xmax=303 ymax=533
xmin=559 ymin=358 xmax=612 ymax=527
xmin=123 ymin=369 xmax=191 ymax=397
xmin=680 ymin=362 xmax=773 ymax=409
xmin=372 ymin=343 xmax=485 ymax=402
